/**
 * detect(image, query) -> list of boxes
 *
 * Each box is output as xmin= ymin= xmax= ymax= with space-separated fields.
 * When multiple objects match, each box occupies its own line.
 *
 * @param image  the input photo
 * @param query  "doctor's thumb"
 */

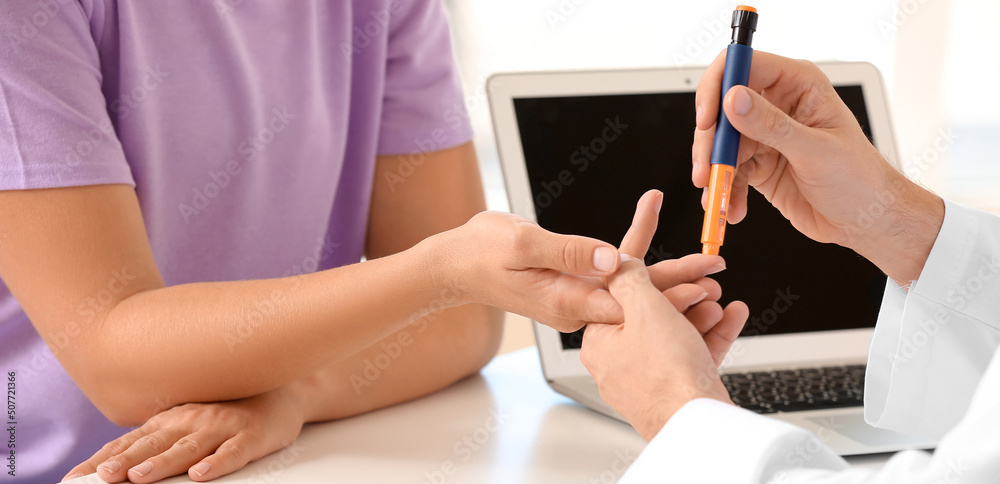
xmin=723 ymin=86 xmax=812 ymax=160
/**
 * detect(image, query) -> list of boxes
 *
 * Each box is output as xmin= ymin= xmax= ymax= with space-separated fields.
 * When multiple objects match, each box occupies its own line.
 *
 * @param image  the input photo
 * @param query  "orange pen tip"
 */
xmin=702 ymin=244 xmax=720 ymax=256
xmin=736 ymin=5 xmax=757 ymax=12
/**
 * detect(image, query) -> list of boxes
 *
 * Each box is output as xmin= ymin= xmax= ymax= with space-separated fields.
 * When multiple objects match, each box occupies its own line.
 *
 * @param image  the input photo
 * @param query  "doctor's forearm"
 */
xmin=850 ymin=178 xmax=945 ymax=286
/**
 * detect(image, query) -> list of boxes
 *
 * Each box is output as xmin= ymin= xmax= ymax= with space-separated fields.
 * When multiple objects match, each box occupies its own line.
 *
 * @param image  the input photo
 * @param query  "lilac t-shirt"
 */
xmin=0 ymin=1 xmax=472 ymax=481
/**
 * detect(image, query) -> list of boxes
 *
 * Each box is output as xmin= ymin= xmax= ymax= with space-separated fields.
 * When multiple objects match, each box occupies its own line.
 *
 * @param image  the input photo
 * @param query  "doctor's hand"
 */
xmin=581 ymin=256 xmax=747 ymax=441
xmin=693 ymin=50 xmax=944 ymax=284
xmin=63 ymin=386 xmax=305 ymax=483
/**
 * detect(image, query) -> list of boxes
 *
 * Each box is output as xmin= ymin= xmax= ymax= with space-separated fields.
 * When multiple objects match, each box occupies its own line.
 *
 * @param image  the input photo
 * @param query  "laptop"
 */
xmin=487 ymin=63 xmax=937 ymax=455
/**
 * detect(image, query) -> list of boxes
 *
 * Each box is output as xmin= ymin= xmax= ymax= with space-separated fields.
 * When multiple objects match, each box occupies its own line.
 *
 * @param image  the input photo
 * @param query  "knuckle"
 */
xmin=471 ymin=210 xmax=502 ymax=231
xmin=764 ymin=107 xmax=793 ymax=140
xmin=801 ymin=59 xmax=824 ymax=78
xmin=510 ymin=220 xmax=533 ymax=255
xmin=135 ymin=433 xmax=166 ymax=452
xmin=143 ymin=414 xmax=165 ymax=430
xmin=622 ymin=265 xmax=646 ymax=285
xmin=468 ymin=210 xmax=489 ymax=224
xmin=698 ymin=276 xmax=722 ymax=292
xmin=204 ymin=405 xmax=227 ymax=420
xmin=101 ymin=439 xmax=128 ymax=456
xmin=678 ymin=283 xmax=703 ymax=299
xmin=217 ymin=443 xmax=246 ymax=463
xmin=609 ymin=284 xmax=632 ymax=304
xmin=547 ymin=291 xmax=572 ymax=319
xmin=742 ymin=158 xmax=758 ymax=178
xmin=174 ymin=436 xmax=201 ymax=455
xmin=560 ymin=240 xmax=580 ymax=272
xmin=600 ymin=292 xmax=621 ymax=316
xmin=799 ymin=85 xmax=827 ymax=118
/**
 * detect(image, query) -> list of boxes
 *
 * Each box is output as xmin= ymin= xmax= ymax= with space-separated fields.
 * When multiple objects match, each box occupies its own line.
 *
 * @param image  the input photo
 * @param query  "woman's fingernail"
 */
xmin=620 ymin=253 xmax=634 ymax=263
xmin=98 ymin=460 xmax=121 ymax=474
xmin=693 ymin=292 xmax=709 ymax=304
xmin=130 ymin=461 xmax=153 ymax=478
xmin=654 ymin=193 xmax=663 ymax=214
xmin=62 ymin=472 xmax=83 ymax=481
xmin=706 ymin=263 xmax=726 ymax=275
xmin=732 ymin=87 xmax=752 ymax=115
xmin=696 ymin=105 xmax=704 ymax=122
xmin=593 ymin=247 xmax=617 ymax=272
xmin=190 ymin=462 xmax=211 ymax=477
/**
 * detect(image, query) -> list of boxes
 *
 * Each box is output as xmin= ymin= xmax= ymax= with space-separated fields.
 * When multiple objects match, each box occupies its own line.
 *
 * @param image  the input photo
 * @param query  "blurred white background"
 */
xmin=442 ymin=0 xmax=1000 ymax=214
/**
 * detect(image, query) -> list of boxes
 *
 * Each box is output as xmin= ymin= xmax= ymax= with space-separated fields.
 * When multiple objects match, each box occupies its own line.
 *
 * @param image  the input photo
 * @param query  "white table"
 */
xmin=68 ymin=348 xmax=890 ymax=483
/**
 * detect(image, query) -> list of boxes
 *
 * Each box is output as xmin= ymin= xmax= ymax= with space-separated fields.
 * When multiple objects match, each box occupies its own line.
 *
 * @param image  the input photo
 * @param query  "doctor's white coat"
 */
xmin=621 ymin=201 xmax=1000 ymax=484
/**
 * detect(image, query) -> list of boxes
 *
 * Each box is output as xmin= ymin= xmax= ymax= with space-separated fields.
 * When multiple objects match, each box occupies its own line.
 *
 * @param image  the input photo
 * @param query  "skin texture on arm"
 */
xmin=72 ymin=308 xmax=502 ymax=484
xmin=0 ymin=183 xmax=459 ymax=426
xmin=296 ymin=141 xmax=504 ymax=423
xmin=0 ymin=146 xmax=626 ymax=428
xmin=64 ymin=142 xmax=505 ymax=483
xmin=692 ymin=50 xmax=944 ymax=284
xmin=64 ymin=188 xmax=742 ymax=483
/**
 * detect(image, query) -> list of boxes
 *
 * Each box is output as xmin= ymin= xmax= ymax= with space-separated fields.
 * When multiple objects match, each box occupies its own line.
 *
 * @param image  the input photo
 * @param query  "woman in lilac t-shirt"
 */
xmin=0 ymin=2 xmax=739 ymax=482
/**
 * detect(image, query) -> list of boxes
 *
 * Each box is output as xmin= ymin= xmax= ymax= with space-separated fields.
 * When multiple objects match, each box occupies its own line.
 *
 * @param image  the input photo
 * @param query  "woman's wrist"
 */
xmin=278 ymin=378 xmax=314 ymax=425
xmin=414 ymin=224 xmax=477 ymax=307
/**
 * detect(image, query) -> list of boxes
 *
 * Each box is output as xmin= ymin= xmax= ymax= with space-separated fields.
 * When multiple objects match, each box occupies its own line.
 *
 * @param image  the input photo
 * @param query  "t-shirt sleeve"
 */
xmin=0 ymin=1 xmax=133 ymax=190
xmin=375 ymin=0 xmax=473 ymax=156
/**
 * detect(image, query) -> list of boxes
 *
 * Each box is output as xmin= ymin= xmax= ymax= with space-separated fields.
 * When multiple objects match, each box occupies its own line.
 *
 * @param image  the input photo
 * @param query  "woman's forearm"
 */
xmin=289 ymin=302 xmax=504 ymax=424
xmin=82 ymin=233 xmax=461 ymax=425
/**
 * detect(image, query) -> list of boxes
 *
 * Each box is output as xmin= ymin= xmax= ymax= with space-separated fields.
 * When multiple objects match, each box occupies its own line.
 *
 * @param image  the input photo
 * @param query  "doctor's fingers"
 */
xmin=692 ymin=123 xmax=764 ymax=225
xmin=695 ymin=50 xmax=827 ymax=131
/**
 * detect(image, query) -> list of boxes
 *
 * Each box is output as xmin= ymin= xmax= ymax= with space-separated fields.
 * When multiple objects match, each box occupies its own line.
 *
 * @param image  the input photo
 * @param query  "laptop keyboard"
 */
xmin=722 ymin=365 xmax=866 ymax=414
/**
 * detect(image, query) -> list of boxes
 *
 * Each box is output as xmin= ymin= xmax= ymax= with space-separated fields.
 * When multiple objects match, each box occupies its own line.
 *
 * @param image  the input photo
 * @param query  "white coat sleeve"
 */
xmin=620 ymin=367 xmax=1000 ymax=484
xmin=864 ymin=200 xmax=1000 ymax=438
xmin=619 ymin=200 xmax=1000 ymax=483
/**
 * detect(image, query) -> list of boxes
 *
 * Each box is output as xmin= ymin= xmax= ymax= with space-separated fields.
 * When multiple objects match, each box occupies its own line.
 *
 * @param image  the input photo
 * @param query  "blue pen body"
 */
xmin=710 ymin=43 xmax=753 ymax=168
xmin=700 ymin=5 xmax=757 ymax=255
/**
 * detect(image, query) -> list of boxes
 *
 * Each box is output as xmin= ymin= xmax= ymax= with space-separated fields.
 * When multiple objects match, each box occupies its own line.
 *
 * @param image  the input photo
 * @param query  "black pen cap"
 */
xmin=731 ymin=5 xmax=759 ymax=46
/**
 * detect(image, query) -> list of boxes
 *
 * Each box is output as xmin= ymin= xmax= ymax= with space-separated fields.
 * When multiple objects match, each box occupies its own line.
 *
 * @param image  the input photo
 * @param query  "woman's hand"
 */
xmin=442 ymin=189 xmax=740 ymax=334
xmin=63 ymin=386 xmax=305 ymax=483
xmin=440 ymin=209 xmax=626 ymax=334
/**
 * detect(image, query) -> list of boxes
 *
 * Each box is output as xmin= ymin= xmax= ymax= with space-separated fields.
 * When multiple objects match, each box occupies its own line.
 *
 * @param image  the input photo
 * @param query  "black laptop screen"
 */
xmin=512 ymin=85 xmax=886 ymax=349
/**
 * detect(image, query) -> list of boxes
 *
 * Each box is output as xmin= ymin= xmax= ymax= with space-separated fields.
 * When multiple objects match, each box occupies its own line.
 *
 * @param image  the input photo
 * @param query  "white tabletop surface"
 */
xmin=67 ymin=348 xmax=890 ymax=483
